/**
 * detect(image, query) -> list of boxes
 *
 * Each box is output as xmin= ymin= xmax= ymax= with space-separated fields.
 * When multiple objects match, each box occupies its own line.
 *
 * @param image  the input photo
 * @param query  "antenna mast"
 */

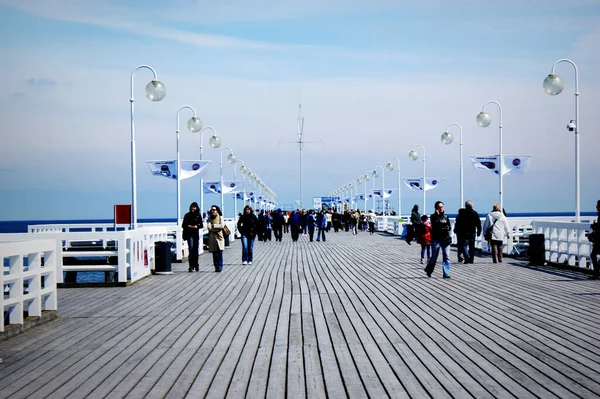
xmin=297 ymin=102 xmax=305 ymax=208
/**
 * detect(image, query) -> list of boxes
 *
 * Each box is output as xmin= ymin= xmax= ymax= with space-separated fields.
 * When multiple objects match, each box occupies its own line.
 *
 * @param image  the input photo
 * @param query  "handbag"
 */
xmin=223 ymin=224 xmax=231 ymax=237
xmin=484 ymin=219 xmax=497 ymax=241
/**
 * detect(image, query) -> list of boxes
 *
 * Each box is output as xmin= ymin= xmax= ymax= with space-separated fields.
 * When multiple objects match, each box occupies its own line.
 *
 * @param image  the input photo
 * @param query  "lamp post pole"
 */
xmin=374 ymin=165 xmax=385 ymax=215
xmin=409 ymin=144 xmax=426 ymax=215
xmin=220 ymin=146 xmax=236 ymax=219
xmin=476 ymin=101 xmax=503 ymax=209
xmin=441 ymin=123 xmax=464 ymax=207
xmin=130 ymin=65 xmax=165 ymax=229
xmin=543 ymin=59 xmax=580 ymax=222
xmin=371 ymin=172 xmax=376 ymax=212
xmin=175 ymin=106 xmax=202 ymax=260
xmin=198 ymin=126 xmax=221 ymax=217
xmin=239 ymin=160 xmax=248 ymax=213
xmin=387 ymin=158 xmax=401 ymax=217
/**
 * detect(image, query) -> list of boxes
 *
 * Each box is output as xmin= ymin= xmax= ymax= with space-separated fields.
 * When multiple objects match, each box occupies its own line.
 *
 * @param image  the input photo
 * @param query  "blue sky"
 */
xmin=0 ymin=0 xmax=599 ymax=220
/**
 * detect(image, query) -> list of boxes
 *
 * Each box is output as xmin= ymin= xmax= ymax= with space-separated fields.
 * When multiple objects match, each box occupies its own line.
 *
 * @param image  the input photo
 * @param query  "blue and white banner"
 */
xmin=203 ymin=180 xmax=244 ymax=195
xmin=372 ymin=189 xmax=395 ymax=199
xmin=470 ymin=155 xmax=533 ymax=176
xmin=403 ymin=178 xmax=445 ymax=192
xmin=146 ymin=160 xmax=211 ymax=181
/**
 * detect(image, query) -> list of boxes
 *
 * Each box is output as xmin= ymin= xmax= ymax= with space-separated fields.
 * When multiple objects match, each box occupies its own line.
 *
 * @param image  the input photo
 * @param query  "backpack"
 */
xmin=484 ymin=218 xmax=497 ymax=241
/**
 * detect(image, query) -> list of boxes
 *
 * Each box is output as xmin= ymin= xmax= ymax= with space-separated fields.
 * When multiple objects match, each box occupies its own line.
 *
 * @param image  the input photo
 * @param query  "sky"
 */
xmin=0 ymin=0 xmax=599 ymax=221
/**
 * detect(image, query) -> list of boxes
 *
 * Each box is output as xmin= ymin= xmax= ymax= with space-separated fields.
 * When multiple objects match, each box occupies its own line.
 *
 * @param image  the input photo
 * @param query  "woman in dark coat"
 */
xmin=182 ymin=202 xmax=202 ymax=272
xmin=237 ymin=205 xmax=258 ymax=265
xmin=406 ymin=204 xmax=421 ymax=245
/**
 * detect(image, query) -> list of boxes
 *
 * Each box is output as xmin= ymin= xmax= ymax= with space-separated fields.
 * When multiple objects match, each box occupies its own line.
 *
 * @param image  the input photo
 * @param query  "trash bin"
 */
xmin=528 ymin=234 xmax=545 ymax=266
xmin=154 ymin=241 xmax=173 ymax=275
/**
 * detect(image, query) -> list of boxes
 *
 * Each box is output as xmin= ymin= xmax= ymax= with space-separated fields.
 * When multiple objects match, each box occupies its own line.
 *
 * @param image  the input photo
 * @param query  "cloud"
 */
xmin=26 ymin=78 xmax=57 ymax=89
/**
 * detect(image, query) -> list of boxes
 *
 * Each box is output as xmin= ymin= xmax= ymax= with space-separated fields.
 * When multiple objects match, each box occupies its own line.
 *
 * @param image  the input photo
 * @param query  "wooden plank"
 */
xmin=2 ymin=230 xmax=600 ymax=399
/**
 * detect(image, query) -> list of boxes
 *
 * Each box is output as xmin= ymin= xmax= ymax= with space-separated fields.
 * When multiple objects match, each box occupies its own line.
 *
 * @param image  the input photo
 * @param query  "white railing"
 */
xmin=532 ymin=221 xmax=593 ymax=269
xmin=3 ymin=226 xmax=170 ymax=284
xmin=1 ymin=239 xmax=58 ymax=332
xmin=376 ymin=215 xmax=594 ymax=256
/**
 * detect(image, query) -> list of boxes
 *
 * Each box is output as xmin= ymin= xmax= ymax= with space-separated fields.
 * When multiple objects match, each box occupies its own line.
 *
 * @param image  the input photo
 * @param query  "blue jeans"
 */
xmin=317 ymin=227 xmax=326 ymax=241
xmin=420 ymin=244 xmax=431 ymax=259
xmin=425 ymin=239 xmax=451 ymax=277
xmin=212 ymin=250 xmax=223 ymax=271
xmin=241 ymin=235 xmax=255 ymax=262
xmin=187 ymin=235 xmax=199 ymax=270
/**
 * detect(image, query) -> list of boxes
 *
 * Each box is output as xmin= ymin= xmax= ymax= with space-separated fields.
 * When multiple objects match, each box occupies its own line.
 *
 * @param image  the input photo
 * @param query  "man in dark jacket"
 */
xmin=454 ymin=200 xmax=482 ymax=264
xmin=424 ymin=201 xmax=452 ymax=279
xmin=272 ymin=209 xmax=284 ymax=242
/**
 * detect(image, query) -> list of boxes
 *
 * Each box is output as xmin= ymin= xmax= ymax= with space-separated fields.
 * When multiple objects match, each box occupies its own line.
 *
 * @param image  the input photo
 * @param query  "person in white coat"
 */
xmin=482 ymin=204 xmax=511 ymax=263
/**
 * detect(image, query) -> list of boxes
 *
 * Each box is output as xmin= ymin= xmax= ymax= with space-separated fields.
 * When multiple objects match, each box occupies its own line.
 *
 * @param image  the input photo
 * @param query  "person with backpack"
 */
xmin=482 ymin=204 xmax=511 ymax=263
xmin=454 ymin=200 xmax=482 ymax=264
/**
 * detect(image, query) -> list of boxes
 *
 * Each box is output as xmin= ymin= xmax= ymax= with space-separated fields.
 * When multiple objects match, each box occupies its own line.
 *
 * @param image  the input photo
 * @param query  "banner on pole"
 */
xmin=403 ymin=178 xmax=445 ymax=192
xmin=470 ymin=155 xmax=533 ymax=176
xmin=146 ymin=160 xmax=211 ymax=181
xmin=203 ymin=180 xmax=244 ymax=195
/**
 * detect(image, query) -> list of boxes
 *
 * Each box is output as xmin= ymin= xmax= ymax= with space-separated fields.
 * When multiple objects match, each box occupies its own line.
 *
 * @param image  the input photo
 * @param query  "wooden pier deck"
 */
xmin=1 ymin=230 xmax=600 ymax=398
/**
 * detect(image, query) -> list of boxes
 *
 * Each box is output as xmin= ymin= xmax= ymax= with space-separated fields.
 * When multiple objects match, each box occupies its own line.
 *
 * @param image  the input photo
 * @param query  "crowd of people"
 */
xmin=182 ymin=204 xmax=385 ymax=273
xmin=405 ymin=199 xmax=511 ymax=279
xmin=184 ymin=198 xmax=600 ymax=280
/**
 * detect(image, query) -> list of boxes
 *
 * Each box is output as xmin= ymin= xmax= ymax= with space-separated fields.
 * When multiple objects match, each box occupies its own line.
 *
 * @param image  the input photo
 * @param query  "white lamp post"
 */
xmin=373 ymin=165 xmax=385 ymax=215
xmin=476 ymin=101 xmax=503 ymax=209
xmin=239 ymin=160 xmax=248 ymax=212
xmin=441 ymin=123 xmax=464 ymax=208
xmin=130 ymin=65 xmax=166 ymax=229
xmin=363 ymin=173 xmax=370 ymax=212
xmin=543 ymin=59 xmax=580 ymax=222
xmin=197 ymin=126 xmax=222 ymax=217
xmin=409 ymin=144 xmax=426 ymax=215
xmin=219 ymin=146 xmax=236 ymax=218
xmin=175 ymin=105 xmax=202 ymax=260
xmin=386 ymin=157 xmax=402 ymax=217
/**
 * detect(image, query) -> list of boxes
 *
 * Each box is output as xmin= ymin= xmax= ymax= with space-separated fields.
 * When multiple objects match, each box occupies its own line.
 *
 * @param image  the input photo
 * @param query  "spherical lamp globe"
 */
xmin=385 ymin=162 xmax=394 ymax=171
xmin=441 ymin=131 xmax=453 ymax=144
xmin=227 ymin=154 xmax=237 ymax=164
xmin=476 ymin=112 xmax=492 ymax=127
xmin=208 ymin=135 xmax=221 ymax=148
xmin=408 ymin=150 xmax=419 ymax=161
xmin=543 ymin=73 xmax=564 ymax=95
xmin=187 ymin=116 xmax=202 ymax=132
xmin=145 ymin=80 xmax=166 ymax=101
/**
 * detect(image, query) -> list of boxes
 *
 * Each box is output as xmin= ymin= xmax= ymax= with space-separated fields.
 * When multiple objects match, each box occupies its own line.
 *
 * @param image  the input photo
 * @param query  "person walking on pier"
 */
xmin=588 ymin=199 xmax=599 ymax=279
xmin=290 ymin=211 xmax=301 ymax=242
xmin=406 ymin=204 xmax=421 ymax=245
xmin=207 ymin=205 xmax=225 ymax=272
xmin=424 ymin=201 xmax=452 ymax=279
xmin=482 ymin=204 xmax=511 ymax=263
xmin=272 ymin=208 xmax=284 ymax=242
xmin=316 ymin=210 xmax=327 ymax=242
xmin=237 ymin=205 xmax=258 ymax=265
xmin=366 ymin=210 xmax=376 ymax=234
xmin=454 ymin=200 xmax=482 ymax=264
xmin=307 ymin=210 xmax=316 ymax=241
xmin=416 ymin=214 xmax=431 ymax=264
xmin=182 ymin=202 xmax=202 ymax=272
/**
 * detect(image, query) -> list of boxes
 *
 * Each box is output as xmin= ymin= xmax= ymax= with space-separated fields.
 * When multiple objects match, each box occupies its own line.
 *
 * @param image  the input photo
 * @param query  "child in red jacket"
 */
xmin=416 ymin=215 xmax=431 ymax=264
